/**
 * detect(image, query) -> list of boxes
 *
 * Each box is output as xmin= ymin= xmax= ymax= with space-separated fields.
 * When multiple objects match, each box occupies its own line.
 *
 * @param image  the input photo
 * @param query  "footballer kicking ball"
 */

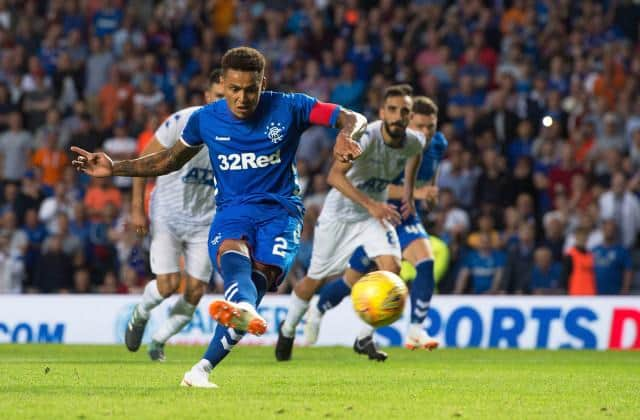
xmin=351 ymin=270 xmax=408 ymax=328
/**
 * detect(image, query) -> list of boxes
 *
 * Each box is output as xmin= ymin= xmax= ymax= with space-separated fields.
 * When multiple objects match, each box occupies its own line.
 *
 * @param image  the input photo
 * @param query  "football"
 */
xmin=351 ymin=270 xmax=408 ymax=328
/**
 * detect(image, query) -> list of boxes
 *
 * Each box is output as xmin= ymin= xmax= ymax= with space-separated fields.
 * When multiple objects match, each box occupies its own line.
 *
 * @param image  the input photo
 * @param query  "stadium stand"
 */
xmin=0 ymin=0 xmax=638 ymax=295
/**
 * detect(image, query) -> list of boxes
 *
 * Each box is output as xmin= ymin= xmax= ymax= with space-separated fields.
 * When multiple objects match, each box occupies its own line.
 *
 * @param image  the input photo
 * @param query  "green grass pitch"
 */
xmin=1 ymin=345 xmax=638 ymax=419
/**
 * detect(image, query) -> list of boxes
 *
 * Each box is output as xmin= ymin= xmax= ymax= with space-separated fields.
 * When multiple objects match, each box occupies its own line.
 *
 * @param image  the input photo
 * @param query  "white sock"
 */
xmin=281 ymin=291 xmax=309 ymax=338
xmin=194 ymin=359 xmax=212 ymax=373
xmin=408 ymin=323 xmax=424 ymax=337
xmin=237 ymin=301 xmax=256 ymax=311
xmin=137 ymin=279 xmax=164 ymax=319
xmin=152 ymin=296 xmax=196 ymax=344
xmin=358 ymin=325 xmax=375 ymax=340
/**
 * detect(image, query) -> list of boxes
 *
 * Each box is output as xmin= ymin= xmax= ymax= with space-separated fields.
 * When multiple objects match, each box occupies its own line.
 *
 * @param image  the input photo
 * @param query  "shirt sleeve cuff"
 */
xmin=179 ymin=137 xmax=202 ymax=148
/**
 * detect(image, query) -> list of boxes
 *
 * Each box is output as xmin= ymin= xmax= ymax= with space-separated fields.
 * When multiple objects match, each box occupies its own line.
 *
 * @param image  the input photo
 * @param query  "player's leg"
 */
xmin=400 ymin=216 xmax=439 ymax=350
xmin=149 ymin=228 xmax=212 ymax=361
xmin=184 ymin=210 xmax=301 ymax=387
xmin=277 ymin=219 xmax=359 ymax=361
xmin=182 ymin=210 xmax=265 ymax=388
xmin=183 ymin=238 xmax=262 ymax=388
xmin=207 ymin=239 xmax=267 ymax=333
xmin=304 ymin=246 xmax=373 ymax=344
xmin=353 ymin=220 xmax=402 ymax=362
xmin=125 ymin=224 xmax=182 ymax=352
xmin=149 ymin=276 xmax=206 ymax=361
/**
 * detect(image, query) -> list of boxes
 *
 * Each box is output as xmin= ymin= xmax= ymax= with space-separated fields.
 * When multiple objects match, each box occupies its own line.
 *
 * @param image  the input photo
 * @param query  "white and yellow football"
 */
xmin=351 ymin=270 xmax=408 ymax=328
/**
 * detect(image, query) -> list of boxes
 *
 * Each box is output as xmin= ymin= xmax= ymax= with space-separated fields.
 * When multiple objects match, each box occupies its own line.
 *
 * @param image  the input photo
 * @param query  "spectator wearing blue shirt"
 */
xmin=529 ymin=247 xmax=563 ymax=294
xmin=507 ymin=120 xmax=534 ymax=169
xmin=329 ymin=63 xmax=365 ymax=112
xmin=447 ymin=75 xmax=485 ymax=135
xmin=504 ymin=223 xmax=536 ymax=293
xmin=455 ymin=233 xmax=506 ymax=294
xmin=459 ymin=47 xmax=489 ymax=92
xmin=22 ymin=208 xmax=48 ymax=290
xmin=592 ymin=220 xmax=633 ymax=295
xmin=347 ymin=26 xmax=380 ymax=82
xmin=93 ymin=0 xmax=123 ymax=38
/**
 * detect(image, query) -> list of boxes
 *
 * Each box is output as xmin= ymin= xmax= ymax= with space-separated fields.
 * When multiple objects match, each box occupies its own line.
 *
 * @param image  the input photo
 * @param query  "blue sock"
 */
xmin=220 ymin=251 xmax=257 ymax=305
xmin=202 ymin=323 xmax=245 ymax=367
xmin=410 ymin=259 xmax=434 ymax=324
xmin=202 ymin=256 xmax=271 ymax=369
xmin=317 ymin=278 xmax=351 ymax=314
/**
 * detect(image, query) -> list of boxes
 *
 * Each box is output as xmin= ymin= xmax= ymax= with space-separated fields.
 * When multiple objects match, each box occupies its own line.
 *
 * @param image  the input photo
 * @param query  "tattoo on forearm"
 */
xmin=113 ymin=147 xmax=197 ymax=177
xmin=338 ymin=110 xmax=367 ymax=140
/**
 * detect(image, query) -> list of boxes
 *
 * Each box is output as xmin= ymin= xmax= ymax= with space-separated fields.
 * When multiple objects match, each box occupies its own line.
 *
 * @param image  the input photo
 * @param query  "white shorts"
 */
xmin=307 ymin=218 xmax=401 ymax=280
xmin=149 ymin=220 xmax=212 ymax=282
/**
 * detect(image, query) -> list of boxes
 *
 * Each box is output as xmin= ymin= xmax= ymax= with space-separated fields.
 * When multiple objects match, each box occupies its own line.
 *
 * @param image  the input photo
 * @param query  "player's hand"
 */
xmin=130 ymin=209 xmax=148 ymax=237
xmin=334 ymin=131 xmax=362 ymax=163
xmin=417 ymin=185 xmax=439 ymax=209
xmin=400 ymin=198 xmax=415 ymax=220
xmin=367 ymin=201 xmax=401 ymax=226
xmin=70 ymin=146 xmax=114 ymax=177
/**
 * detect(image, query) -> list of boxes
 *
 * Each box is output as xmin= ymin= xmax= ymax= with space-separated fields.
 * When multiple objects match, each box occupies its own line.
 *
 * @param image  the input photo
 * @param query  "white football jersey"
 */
xmin=149 ymin=106 xmax=216 ymax=227
xmin=319 ymin=120 xmax=424 ymax=223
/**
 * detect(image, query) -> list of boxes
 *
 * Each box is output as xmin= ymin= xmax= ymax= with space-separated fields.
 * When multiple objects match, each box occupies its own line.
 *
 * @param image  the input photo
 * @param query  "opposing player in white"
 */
xmin=125 ymin=70 xmax=225 ymax=361
xmin=276 ymin=85 xmax=424 ymax=362
xmin=302 ymin=96 xmax=448 ymax=353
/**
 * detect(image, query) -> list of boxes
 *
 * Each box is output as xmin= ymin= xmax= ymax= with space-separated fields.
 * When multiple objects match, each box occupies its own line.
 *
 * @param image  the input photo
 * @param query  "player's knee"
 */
xmin=156 ymin=273 xmax=181 ymax=297
xmin=403 ymin=238 xmax=434 ymax=265
xmin=184 ymin=277 xmax=207 ymax=305
xmin=253 ymin=261 xmax=280 ymax=284
xmin=376 ymin=256 xmax=401 ymax=274
xmin=344 ymin=268 xmax=362 ymax=287
xmin=217 ymin=239 xmax=250 ymax=266
xmin=218 ymin=239 xmax=250 ymax=256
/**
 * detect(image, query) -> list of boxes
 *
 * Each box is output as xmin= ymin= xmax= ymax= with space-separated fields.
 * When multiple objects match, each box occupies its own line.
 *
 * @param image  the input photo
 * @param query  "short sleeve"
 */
xmin=289 ymin=93 xmax=340 ymax=128
xmin=180 ymin=110 xmax=203 ymax=148
xmin=155 ymin=113 xmax=180 ymax=148
xmin=357 ymin=131 xmax=375 ymax=156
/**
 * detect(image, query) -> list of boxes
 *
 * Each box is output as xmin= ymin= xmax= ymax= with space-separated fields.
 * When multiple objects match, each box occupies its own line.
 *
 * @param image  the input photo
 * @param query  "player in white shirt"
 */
xmin=124 ymin=70 xmax=224 ymax=361
xmin=276 ymin=85 xmax=424 ymax=362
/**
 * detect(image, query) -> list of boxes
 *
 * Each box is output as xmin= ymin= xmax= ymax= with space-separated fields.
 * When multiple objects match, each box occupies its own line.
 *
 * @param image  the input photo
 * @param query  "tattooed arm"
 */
xmin=332 ymin=108 xmax=367 ymax=162
xmin=70 ymin=140 xmax=201 ymax=178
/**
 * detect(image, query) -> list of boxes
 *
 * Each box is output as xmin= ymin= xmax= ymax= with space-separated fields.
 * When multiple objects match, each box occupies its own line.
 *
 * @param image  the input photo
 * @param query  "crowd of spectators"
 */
xmin=0 ymin=0 xmax=638 ymax=296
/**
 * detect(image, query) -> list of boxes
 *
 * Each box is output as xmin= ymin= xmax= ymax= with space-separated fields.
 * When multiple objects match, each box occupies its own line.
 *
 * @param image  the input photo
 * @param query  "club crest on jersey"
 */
xmin=265 ymin=121 xmax=285 ymax=144
xmin=211 ymin=233 xmax=222 ymax=246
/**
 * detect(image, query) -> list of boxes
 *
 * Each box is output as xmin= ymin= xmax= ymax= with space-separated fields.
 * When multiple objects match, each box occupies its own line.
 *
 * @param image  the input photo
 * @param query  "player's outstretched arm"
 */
xmin=333 ymin=108 xmax=367 ymax=162
xmin=71 ymin=140 xmax=200 ymax=178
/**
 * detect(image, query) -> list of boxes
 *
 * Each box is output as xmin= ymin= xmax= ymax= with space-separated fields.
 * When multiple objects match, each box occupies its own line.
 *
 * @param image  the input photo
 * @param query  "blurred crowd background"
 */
xmin=0 ymin=0 xmax=638 ymax=296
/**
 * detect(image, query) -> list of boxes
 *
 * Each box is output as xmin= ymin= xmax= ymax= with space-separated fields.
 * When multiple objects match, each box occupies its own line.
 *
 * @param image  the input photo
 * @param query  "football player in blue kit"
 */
xmin=303 ymin=96 xmax=448 ymax=357
xmin=71 ymin=47 xmax=366 ymax=388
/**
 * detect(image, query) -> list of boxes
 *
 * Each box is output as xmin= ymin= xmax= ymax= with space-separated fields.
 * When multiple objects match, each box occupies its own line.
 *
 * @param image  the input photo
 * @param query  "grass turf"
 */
xmin=0 ymin=345 xmax=638 ymax=419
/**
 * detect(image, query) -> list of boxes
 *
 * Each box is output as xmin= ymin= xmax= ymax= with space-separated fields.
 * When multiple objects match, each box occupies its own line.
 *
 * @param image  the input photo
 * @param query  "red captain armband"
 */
xmin=309 ymin=101 xmax=341 ymax=127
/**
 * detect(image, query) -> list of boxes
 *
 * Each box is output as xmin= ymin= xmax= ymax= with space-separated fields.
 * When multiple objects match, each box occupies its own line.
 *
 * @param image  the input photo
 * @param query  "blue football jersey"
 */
xmin=181 ymin=91 xmax=335 ymax=218
xmin=389 ymin=131 xmax=448 ymax=207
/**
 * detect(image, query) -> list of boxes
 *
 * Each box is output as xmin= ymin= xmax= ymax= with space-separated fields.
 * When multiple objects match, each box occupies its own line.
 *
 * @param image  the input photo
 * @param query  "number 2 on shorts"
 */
xmin=272 ymin=237 xmax=288 ymax=257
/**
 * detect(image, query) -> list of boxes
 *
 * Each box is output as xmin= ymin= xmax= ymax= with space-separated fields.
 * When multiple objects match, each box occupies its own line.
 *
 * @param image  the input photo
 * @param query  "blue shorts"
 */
xmin=208 ymin=203 xmax=302 ymax=286
xmin=396 ymin=213 xmax=429 ymax=250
